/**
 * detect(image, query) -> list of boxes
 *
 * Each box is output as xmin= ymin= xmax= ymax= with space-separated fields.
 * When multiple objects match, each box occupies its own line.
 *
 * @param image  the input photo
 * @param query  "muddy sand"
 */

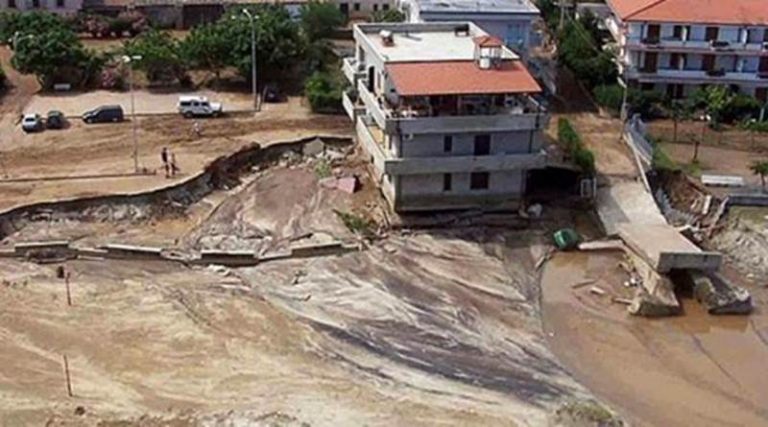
xmin=541 ymin=250 xmax=768 ymax=427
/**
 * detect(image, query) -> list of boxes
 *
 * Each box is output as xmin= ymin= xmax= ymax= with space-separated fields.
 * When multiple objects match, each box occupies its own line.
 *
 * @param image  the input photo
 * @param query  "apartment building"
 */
xmin=397 ymin=0 xmax=539 ymax=57
xmin=0 ymin=0 xmax=82 ymax=16
xmin=332 ymin=0 xmax=395 ymax=20
xmin=342 ymin=22 xmax=548 ymax=211
xmin=604 ymin=0 xmax=768 ymax=101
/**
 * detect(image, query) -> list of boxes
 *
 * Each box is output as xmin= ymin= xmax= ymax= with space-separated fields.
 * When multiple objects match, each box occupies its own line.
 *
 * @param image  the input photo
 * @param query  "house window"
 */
xmin=353 ymin=2 xmax=360 ymax=11
xmin=672 ymin=25 xmax=683 ymax=40
xmin=56 ymin=0 xmax=64 ymax=7
xmin=31 ymin=0 xmax=40 ymax=7
xmin=442 ymin=174 xmax=452 ymax=191
xmin=8 ymin=0 xmax=16 ymax=7
xmin=373 ymin=4 xmax=378 ymax=11
xmin=474 ymin=134 xmax=491 ymax=155
xmin=443 ymin=135 xmax=453 ymax=153
xmin=470 ymin=172 xmax=489 ymax=190
xmin=383 ymin=3 xmax=389 ymax=10
xmin=705 ymin=26 xmax=719 ymax=42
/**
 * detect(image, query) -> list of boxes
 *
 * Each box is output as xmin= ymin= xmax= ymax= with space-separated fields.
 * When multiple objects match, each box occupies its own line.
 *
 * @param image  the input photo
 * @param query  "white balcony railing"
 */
xmin=626 ymin=67 xmax=767 ymax=83
xmin=384 ymin=152 xmax=546 ymax=175
xmin=356 ymin=81 xmax=549 ymax=136
xmin=342 ymin=57 xmax=365 ymax=84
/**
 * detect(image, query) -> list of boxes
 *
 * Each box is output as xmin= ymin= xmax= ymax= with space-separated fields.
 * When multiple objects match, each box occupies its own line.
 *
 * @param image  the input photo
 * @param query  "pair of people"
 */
xmin=160 ymin=147 xmax=180 ymax=178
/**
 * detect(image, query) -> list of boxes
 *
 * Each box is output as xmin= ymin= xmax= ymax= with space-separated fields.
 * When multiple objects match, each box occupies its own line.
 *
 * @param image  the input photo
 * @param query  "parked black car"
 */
xmin=82 ymin=105 xmax=124 ymax=124
xmin=263 ymin=83 xmax=284 ymax=103
xmin=46 ymin=110 xmax=66 ymax=129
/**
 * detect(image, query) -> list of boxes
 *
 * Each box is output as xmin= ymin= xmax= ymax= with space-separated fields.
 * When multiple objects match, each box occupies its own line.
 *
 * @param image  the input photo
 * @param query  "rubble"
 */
xmin=690 ymin=271 xmax=753 ymax=315
xmin=628 ymin=287 xmax=682 ymax=317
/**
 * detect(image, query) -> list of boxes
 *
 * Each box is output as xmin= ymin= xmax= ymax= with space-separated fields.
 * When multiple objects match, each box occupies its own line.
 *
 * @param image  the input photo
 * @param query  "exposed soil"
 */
xmin=541 ymin=250 xmax=768 ymax=427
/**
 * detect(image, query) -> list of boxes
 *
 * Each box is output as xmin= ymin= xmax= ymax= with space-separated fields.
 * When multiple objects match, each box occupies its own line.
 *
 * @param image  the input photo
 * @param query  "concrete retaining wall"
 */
xmin=727 ymin=193 xmax=768 ymax=207
xmin=0 ymin=135 xmax=353 ymax=242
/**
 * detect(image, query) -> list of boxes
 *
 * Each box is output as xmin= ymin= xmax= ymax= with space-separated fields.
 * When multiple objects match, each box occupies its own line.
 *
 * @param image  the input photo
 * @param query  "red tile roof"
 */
xmin=473 ymin=35 xmax=504 ymax=48
xmin=386 ymin=60 xmax=541 ymax=97
xmin=607 ymin=0 xmax=768 ymax=25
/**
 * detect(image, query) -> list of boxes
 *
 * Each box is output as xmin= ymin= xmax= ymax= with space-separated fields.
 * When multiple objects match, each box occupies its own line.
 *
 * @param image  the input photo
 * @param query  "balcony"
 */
xmin=356 ymin=80 xmax=549 ymax=135
xmin=342 ymin=57 xmax=365 ymax=85
xmin=342 ymin=89 xmax=364 ymax=121
xmin=625 ymin=37 xmax=768 ymax=54
xmin=626 ymin=67 xmax=766 ymax=84
xmin=383 ymin=152 xmax=546 ymax=175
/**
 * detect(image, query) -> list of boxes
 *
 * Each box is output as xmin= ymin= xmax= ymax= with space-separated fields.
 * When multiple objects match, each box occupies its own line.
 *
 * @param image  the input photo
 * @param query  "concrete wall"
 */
xmin=399 ymin=170 xmax=523 ymax=197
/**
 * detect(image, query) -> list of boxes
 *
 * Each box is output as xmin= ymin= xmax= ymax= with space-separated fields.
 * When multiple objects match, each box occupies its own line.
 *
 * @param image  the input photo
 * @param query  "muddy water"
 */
xmin=541 ymin=251 xmax=768 ymax=427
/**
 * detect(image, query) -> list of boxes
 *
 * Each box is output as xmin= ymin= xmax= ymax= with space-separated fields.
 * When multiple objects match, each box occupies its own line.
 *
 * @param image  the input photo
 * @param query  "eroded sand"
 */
xmin=541 ymin=251 xmax=768 ymax=427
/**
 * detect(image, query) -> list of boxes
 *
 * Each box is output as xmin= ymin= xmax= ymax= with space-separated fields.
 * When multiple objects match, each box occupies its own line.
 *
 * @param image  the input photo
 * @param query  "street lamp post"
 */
xmin=123 ymin=55 xmax=142 ymax=173
xmin=242 ymin=9 xmax=259 ymax=112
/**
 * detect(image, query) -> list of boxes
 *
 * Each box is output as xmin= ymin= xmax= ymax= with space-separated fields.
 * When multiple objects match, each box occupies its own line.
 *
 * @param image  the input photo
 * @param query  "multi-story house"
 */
xmin=604 ymin=0 xmax=768 ymax=101
xmin=342 ymin=22 xmax=549 ymax=211
xmin=0 ymin=0 xmax=82 ymax=16
xmin=331 ymin=0 xmax=395 ymax=20
xmin=397 ymin=0 xmax=540 ymax=57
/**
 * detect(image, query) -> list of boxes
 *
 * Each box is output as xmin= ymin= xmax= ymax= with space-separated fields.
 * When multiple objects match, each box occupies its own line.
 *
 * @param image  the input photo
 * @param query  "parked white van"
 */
xmin=177 ymin=95 xmax=223 ymax=118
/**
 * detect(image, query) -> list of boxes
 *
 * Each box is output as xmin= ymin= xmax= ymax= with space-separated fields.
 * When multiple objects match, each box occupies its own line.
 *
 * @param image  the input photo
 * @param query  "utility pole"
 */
xmin=62 ymin=355 xmax=73 ymax=397
xmin=243 ymin=9 xmax=259 ymax=112
xmin=123 ymin=55 xmax=142 ymax=173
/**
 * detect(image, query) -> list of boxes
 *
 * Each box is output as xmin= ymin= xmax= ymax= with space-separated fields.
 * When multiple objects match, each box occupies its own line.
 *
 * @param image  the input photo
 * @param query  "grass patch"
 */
xmin=314 ymin=159 xmax=332 ymax=178
xmin=651 ymin=143 xmax=680 ymax=172
xmin=555 ymin=400 xmax=623 ymax=426
xmin=334 ymin=210 xmax=375 ymax=237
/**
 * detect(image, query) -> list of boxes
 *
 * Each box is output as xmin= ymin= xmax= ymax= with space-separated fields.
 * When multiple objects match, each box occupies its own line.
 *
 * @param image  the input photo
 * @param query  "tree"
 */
xmin=0 ymin=11 xmax=68 ymax=44
xmin=666 ymin=98 xmax=693 ymax=143
xmin=123 ymin=29 xmax=186 ymax=84
xmin=750 ymin=161 xmax=768 ymax=192
xmin=558 ymin=18 xmax=617 ymax=89
xmin=300 ymin=0 xmax=345 ymax=40
xmin=11 ymin=27 xmax=96 ymax=88
xmin=371 ymin=9 xmax=405 ymax=23
xmin=225 ymin=5 xmax=304 ymax=83
xmin=180 ymin=22 xmax=232 ymax=82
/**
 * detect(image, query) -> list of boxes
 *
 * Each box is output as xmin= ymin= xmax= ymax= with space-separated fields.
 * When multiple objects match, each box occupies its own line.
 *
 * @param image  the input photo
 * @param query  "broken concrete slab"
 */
xmin=690 ymin=271 xmax=753 ymax=315
xmin=302 ymin=138 xmax=324 ymax=157
xmin=618 ymin=224 xmax=721 ymax=273
xmin=629 ymin=287 xmax=682 ymax=317
xmin=337 ymin=176 xmax=358 ymax=194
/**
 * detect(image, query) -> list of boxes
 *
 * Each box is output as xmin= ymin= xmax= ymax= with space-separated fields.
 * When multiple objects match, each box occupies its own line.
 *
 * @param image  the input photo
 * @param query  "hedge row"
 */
xmin=558 ymin=118 xmax=596 ymax=174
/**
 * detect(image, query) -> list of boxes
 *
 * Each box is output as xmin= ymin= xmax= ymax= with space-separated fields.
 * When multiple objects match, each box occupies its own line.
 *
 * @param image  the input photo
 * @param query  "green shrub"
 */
xmin=334 ymin=210 xmax=375 ymax=237
xmin=304 ymin=70 xmax=342 ymax=113
xmin=593 ymin=84 xmax=623 ymax=114
xmin=557 ymin=118 xmax=596 ymax=174
xmin=722 ymin=93 xmax=761 ymax=123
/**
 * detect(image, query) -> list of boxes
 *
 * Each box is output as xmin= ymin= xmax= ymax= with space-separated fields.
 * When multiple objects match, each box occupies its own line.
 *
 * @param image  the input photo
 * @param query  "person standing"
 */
xmin=170 ymin=151 xmax=180 ymax=177
xmin=160 ymin=147 xmax=169 ymax=178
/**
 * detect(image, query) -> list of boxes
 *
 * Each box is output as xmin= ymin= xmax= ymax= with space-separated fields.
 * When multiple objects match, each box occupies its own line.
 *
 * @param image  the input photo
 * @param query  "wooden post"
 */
xmin=65 ymin=272 xmax=72 ymax=307
xmin=63 ymin=355 xmax=73 ymax=397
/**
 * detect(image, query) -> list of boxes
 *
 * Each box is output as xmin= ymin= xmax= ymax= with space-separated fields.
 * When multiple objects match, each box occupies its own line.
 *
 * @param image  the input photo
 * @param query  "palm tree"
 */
xmin=750 ymin=161 xmax=768 ymax=192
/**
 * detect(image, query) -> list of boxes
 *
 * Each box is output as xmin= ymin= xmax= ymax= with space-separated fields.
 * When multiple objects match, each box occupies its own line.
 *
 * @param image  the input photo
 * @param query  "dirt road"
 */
xmin=0 ymin=97 xmax=352 ymax=212
xmin=541 ymin=251 xmax=768 ymax=427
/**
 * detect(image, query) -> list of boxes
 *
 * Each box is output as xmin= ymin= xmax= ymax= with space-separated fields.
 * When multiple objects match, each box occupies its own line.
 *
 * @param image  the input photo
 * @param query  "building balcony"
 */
xmin=626 ymin=67 xmax=767 ymax=84
xmin=383 ymin=152 xmax=546 ymax=175
xmin=356 ymin=80 xmax=550 ymax=135
xmin=342 ymin=89 xmax=365 ymax=121
xmin=342 ymin=57 xmax=365 ymax=85
xmin=624 ymin=38 xmax=768 ymax=55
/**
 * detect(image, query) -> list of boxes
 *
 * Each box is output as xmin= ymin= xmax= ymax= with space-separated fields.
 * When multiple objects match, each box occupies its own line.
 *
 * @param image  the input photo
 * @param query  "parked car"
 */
xmin=263 ymin=83 xmax=284 ymax=103
xmin=21 ymin=113 xmax=43 ymax=133
xmin=82 ymin=105 xmax=124 ymax=124
xmin=177 ymin=95 xmax=222 ymax=118
xmin=46 ymin=110 xmax=66 ymax=129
